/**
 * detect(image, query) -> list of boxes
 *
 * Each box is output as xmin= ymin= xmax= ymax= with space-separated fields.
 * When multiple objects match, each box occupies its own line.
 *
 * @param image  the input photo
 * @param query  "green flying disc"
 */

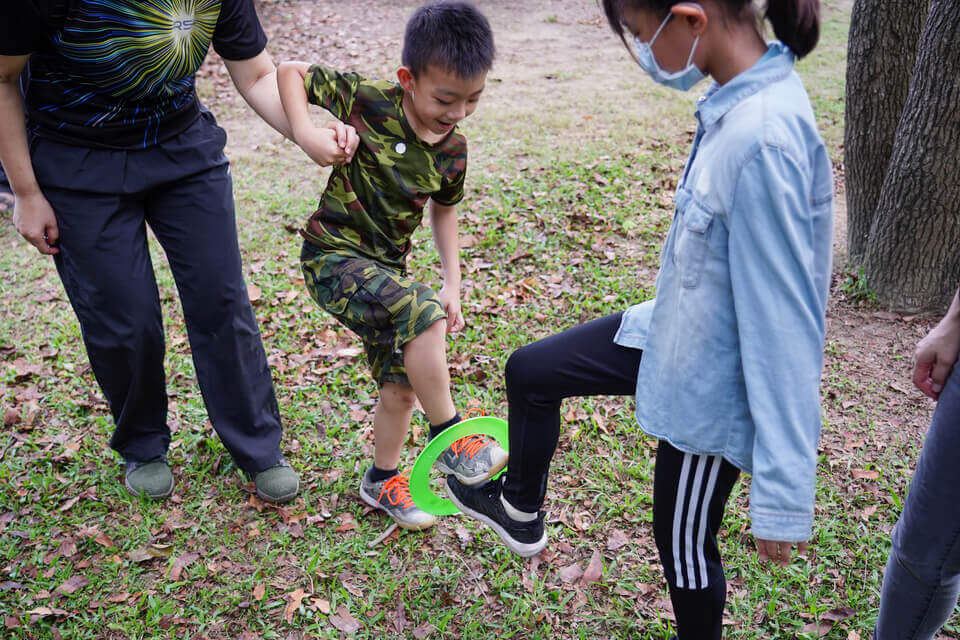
xmin=408 ymin=416 xmax=509 ymax=516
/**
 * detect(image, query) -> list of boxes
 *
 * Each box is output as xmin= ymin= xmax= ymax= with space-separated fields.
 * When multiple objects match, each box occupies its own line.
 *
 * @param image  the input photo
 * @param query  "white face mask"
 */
xmin=633 ymin=7 xmax=706 ymax=91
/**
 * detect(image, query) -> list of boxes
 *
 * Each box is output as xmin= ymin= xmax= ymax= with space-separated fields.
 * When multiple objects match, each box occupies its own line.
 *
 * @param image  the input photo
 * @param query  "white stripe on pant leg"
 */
xmin=672 ymin=453 xmax=693 ymax=589
xmin=684 ymin=456 xmax=708 ymax=590
xmin=696 ymin=456 xmax=722 ymax=589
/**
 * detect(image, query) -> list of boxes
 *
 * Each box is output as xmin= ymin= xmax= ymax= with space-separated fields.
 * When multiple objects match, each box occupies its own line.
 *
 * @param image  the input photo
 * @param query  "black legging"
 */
xmin=503 ymin=312 xmax=740 ymax=640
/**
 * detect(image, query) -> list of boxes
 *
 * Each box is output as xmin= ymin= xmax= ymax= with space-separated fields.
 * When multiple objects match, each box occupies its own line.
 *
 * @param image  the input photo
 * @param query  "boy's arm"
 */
xmin=430 ymin=200 xmax=464 ymax=333
xmin=277 ymin=61 xmax=358 ymax=166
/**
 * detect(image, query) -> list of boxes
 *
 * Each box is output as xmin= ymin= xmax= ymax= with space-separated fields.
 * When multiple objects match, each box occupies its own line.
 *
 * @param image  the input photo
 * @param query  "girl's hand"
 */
xmin=438 ymin=284 xmax=464 ymax=333
xmin=13 ymin=190 xmax=59 ymax=255
xmin=294 ymin=121 xmax=359 ymax=167
xmin=755 ymin=537 xmax=808 ymax=567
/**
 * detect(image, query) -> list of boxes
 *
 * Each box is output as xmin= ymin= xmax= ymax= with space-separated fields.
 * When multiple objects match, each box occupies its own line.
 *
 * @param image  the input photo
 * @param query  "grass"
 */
xmin=2 ymin=1 xmax=956 ymax=638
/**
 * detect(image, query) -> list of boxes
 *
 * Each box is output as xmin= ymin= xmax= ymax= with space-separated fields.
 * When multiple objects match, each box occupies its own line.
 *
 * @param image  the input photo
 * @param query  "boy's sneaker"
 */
xmin=360 ymin=470 xmax=437 ymax=531
xmin=125 ymin=457 xmax=174 ymax=499
xmin=435 ymin=434 xmax=508 ymax=485
xmin=445 ymin=476 xmax=547 ymax=557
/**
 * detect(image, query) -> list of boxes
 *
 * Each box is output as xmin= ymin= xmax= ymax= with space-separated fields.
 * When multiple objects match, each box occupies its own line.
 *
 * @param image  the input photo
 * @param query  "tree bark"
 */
xmin=864 ymin=0 xmax=960 ymax=313
xmin=844 ymin=0 xmax=928 ymax=261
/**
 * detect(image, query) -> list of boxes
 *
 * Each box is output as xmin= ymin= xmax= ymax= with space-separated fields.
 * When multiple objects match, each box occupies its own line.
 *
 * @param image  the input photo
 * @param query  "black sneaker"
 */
xmin=445 ymin=476 xmax=547 ymax=557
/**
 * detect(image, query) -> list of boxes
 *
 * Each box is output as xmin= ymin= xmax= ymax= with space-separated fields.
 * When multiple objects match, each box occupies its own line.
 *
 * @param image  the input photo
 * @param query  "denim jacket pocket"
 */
xmin=673 ymin=190 xmax=715 ymax=289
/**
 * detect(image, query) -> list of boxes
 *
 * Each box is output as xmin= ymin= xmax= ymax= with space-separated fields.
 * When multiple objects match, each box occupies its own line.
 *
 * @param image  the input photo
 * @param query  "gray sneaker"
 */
xmin=435 ymin=435 xmax=508 ymax=486
xmin=359 ymin=470 xmax=437 ymax=531
xmin=253 ymin=460 xmax=300 ymax=504
xmin=125 ymin=457 xmax=174 ymax=499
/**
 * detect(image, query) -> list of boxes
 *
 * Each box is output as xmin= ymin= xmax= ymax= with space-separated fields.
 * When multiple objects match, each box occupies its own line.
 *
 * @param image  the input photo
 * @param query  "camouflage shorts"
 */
xmin=300 ymin=242 xmax=446 ymax=387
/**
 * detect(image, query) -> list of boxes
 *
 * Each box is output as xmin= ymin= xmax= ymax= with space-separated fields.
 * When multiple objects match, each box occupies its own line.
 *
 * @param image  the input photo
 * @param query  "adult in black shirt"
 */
xmin=0 ymin=0 xmax=354 ymax=501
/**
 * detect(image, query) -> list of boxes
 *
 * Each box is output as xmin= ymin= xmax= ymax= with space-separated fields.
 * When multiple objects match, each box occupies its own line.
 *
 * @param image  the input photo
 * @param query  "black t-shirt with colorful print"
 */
xmin=302 ymin=65 xmax=467 ymax=269
xmin=0 ymin=0 xmax=266 ymax=149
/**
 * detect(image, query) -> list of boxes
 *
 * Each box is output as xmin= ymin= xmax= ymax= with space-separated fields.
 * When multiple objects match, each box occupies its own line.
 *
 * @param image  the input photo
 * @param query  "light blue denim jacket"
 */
xmin=614 ymin=43 xmax=834 ymax=541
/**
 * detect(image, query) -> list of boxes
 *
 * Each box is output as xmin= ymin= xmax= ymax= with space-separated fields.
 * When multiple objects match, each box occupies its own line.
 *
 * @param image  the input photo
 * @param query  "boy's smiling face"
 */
xmin=398 ymin=64 xmax=487 ymax=143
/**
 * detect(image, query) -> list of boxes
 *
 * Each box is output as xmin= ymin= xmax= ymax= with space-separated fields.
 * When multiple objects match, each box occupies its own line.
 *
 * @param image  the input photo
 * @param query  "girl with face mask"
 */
xmin=444 ymin=1 xmax=831 ymax=638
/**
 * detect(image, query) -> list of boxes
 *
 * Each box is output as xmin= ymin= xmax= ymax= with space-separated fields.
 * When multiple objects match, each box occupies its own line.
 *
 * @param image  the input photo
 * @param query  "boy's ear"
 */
xmin=397 ymin=66 xmax=415 ymax=92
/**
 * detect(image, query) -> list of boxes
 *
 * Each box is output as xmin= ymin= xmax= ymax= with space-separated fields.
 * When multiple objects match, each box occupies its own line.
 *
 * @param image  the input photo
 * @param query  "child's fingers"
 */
xmin=345 ymin=126 xmax=360 ymax=158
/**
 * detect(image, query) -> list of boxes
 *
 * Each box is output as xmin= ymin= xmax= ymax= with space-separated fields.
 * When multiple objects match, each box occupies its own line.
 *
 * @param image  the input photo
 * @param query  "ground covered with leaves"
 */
xmin=1 ymin=1 xmax=955 ymax=638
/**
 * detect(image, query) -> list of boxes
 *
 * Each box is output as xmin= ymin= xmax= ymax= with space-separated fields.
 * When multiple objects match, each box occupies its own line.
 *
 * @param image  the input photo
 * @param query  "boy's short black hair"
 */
xmin=402 ymin=1 xmax=495 ymax=79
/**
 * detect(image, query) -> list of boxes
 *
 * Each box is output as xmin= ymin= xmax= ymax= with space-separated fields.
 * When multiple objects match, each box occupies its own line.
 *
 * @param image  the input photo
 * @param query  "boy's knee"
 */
xmin=380 ymin=384 xmax=417 ymax=413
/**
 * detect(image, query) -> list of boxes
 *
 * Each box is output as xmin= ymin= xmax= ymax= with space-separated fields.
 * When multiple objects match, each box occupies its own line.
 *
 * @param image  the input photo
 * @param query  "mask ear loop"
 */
xmin=646 ymin=11 xmax=673 ymax=47
xmin=685 ymin=35 xmax=701 ymax=68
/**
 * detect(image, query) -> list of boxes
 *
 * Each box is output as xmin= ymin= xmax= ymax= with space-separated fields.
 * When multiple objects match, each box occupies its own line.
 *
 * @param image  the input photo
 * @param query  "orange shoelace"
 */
xmin=450 ymin=434 xmax=489 ymax=460
xmin=378 ymin=471 xmax=414 ymax=509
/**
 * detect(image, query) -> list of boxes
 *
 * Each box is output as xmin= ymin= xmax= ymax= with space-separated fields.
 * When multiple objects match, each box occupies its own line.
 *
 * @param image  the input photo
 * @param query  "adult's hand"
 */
xmin=13 ymin=190 xmax=59 ymax=254
xmin=913 ymin=290 xmax=960 ymax=400
xmin=755 ymin=537 xmax=808 ymax=567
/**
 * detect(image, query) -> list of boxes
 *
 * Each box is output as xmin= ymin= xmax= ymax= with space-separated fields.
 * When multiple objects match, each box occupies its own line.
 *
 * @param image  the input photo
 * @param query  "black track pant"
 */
xmin=503 ymin=312 xmax=740 ymax=639
xmin=7 ymin=112 xmax=284 ymax=473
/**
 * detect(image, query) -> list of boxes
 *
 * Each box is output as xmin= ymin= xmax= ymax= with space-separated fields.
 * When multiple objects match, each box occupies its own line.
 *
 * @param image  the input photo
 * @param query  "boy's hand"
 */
xmin=294 ymin=121 xmax=359 ymax=167
xmin=755 ymin=537 xmax=808 ymax=567
xmin=438 ymin=285 xmax=464 ymax=333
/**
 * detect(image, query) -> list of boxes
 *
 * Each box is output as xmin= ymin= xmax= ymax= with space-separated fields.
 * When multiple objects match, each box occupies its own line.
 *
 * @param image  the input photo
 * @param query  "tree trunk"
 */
xmin=864 ymin=0 xmax=960 ymax=313
xmin=844 ymin=0 xmax=928 ymax=261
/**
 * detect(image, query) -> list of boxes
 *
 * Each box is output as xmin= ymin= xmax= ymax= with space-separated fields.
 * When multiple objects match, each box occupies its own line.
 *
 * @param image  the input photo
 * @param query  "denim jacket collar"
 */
xmin=696 ymin=42 xmax=796 ymax=130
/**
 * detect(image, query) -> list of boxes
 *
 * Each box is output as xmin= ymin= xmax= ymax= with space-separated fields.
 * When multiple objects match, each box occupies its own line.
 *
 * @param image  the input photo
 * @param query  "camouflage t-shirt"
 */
xmin=301 ymin=65 xmax=467 ymax=269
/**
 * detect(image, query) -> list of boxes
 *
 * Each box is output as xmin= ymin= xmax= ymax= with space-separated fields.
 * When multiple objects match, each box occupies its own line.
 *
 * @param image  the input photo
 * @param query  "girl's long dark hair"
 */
xmin=600 ymin=0 xmax=820 ymax=59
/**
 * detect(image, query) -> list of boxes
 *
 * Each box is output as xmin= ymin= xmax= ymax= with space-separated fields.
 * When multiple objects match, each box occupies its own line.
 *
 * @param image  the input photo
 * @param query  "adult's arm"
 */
xmin=223 ymin=50 xmax=293 ymax=140
xmin=913 ymin=287 xmax=960 ymax=400
xmin=0 ymin=55 xmax=58 ymax=254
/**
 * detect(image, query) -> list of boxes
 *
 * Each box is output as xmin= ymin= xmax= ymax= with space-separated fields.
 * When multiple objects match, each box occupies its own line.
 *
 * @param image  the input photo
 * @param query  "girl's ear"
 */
xmin=671 ymin=2 xmax=709 ymax=36
xmin=397 ymin=66 xmax=415 ymax=92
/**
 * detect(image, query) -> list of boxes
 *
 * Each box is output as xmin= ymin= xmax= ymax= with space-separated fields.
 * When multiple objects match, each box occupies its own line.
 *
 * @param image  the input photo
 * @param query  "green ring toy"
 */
xmin=408 ymin=416 xmax=509 ymax=516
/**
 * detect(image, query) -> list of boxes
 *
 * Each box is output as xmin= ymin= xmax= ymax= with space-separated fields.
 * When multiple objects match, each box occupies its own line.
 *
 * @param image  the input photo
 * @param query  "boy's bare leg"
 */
xmin=373 ymin=382 xmax=416 ymax=470
xmin=402 ymin=319 xmax=457 ymax=425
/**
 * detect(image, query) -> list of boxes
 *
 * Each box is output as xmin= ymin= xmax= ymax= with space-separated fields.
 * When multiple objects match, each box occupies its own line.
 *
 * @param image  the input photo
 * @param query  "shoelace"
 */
xmin=378 ymin=471 xmax=414 ymax=509
xmin=450 ymin=434 xmax=489 ymax=460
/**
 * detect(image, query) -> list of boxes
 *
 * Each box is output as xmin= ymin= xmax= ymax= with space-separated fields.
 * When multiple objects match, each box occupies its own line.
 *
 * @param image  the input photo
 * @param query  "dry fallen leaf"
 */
xmin=127 ymin=543 xmax=173 ymax=563
xmin=106 ymin=591 xmax=129 ymax=603
xmin=606 ymin=529 xmax=630 ymax=551
xmin=822 ymin=606 xmax=856 ymax=621
xmin=247 ymin=284 xmax=262 ymax=303
xmin=559 ymin=563 xmax=584 ymax=584
xmin=800 ymin=620 xmax=833 ymax=636
xmin=169 ymin=552 xmax=199 ymax=580
xmin=313 ymin=597 xmax=331 ymax=614
xmin=284 ymin=588 xmax=307 ymax=623
xmin=93 ymin=532 xmax=115 ymax=548
xmin=329 ymin=604 xmax=361 ymax=634
xmin=581 ymin=550 xmax=603 ymax=585
xmin=851 ymin=469 xmax=880 ymax=480
xmin=253 ymin=583 xmax=265 ymax=602
xmin=413 ymin=622 xmax=436 ymax=639
xmin=56 ymin=576 xmax=88 ymax=595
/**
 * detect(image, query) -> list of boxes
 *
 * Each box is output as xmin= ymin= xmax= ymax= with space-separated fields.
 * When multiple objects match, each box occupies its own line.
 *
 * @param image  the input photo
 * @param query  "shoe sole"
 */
xmin=359 ymin=484 xmax=437 ymax=531
xmin=444 ymin=483 xmax=547 ymax=558
xmin=436 ymin=454 xmax=509 ymax=486
xmin=124 ymin=475 xmax=174 ymax=500
xmin=256 ymin=488 xmax=298 ymax=504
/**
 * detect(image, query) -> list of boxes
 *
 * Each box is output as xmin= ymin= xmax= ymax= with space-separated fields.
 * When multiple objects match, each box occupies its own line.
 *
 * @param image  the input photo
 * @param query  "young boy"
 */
xmin=278 ymin=1 xmax=505 ymax=530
